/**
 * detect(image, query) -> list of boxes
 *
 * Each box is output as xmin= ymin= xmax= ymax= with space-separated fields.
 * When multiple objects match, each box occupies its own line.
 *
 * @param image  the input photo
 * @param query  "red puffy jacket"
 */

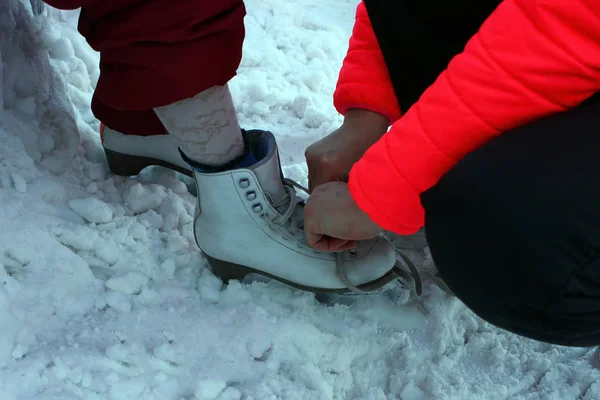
xmin=337 ymin=1 xmax=600 ymax=235
xmin=45 ymin=0 xmax=245 ymax=113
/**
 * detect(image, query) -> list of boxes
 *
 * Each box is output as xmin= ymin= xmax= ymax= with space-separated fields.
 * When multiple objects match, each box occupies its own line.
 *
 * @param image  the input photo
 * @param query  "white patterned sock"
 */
xmin=154 ymin=84 xmax=244 ymax=167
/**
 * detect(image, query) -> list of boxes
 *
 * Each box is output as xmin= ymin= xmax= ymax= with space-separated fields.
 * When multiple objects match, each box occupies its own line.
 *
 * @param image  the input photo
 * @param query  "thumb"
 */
xmin=328 ymin=238 xmax=357 ymax=252
xmin=305 ymin=224 xmax=325 ymax=250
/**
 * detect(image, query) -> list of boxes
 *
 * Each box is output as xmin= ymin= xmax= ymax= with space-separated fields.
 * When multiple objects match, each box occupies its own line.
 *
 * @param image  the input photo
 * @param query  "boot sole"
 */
xmin=104 ymin=148 xmax=192 ymax=177
xmin=205 ymin=253 xmax=402 ymax=294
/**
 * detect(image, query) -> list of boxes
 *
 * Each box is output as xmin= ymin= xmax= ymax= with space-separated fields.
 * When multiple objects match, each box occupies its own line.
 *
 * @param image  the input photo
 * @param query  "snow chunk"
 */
xmin=38 ymin=134 xmax=55 ymax=155
xmin=125 ymin=183 xmax=166 ymax=214
xmin=401 ymin=381 xmax=427 ymax=400
xmin=0 ymin=289 xmax=20 ymax=367
xmin=197 ymin=271 xmax=223 ymax=303
xmin=194 ymin=379 xmax=227 ymax=400
xmin=247 ymin=337 xmax=271 ymax=360
xmin=94 ymin=238 xmax=120 ymax=265
xmin=128 ymin=222 xmax=147 ymax=241
xmin=68 ymin=197 xmax=114 ymax=223
xmin=219 ymin=387 xmax=242 ymax=400
xmin=138 ymin=210 xmax=163 ymax=229
xmin=86 ymin=182 xmax=98 ymax=194
xmin=104 ymin=292 xmax=132 ymax=313
xmin=158 ymin=196 xmax=188 ymax=232
xmin=106 ymin=271 xmax=150 ymax=295
xmin=11 ymin=343 xmax=28 ymax=360
xmin=14 ymin=97 xmax=36 ymax=117
xmin=57 ymin=227 xmax=97 ymax=251
xmin=11 ymin=173 xmax=27 ymax=193
xmin=153 ymin=343 xmax=185 ymax=367
xmin=302 ymin=71 xmax=325 ymax=92
xmin=160 ymin=259 xmax=177 ymax=278
xmin=5 ymin=246 xmax=31 ymax=266
xmin=49 ymin=38 xmax=75 ymax=60
xmin=165 ymin=231 xmax=188 ymax=254
xmin=108 ymin=378 xmax=146 ymax=400
xmin=85 ymin=163 xmax=106 ymax=181
xmin=296 ymin=363 xmax=333 ymax=399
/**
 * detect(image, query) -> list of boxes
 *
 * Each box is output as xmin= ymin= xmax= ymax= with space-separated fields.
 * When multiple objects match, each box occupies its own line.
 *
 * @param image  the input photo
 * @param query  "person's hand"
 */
xmin=304 ymin=181 xmax=382 ymax=252
xmin=305 ymin=109 xmax=388 ymax=192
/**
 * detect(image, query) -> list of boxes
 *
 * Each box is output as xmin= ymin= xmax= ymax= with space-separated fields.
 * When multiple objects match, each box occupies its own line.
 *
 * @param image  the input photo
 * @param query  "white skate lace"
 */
xmin=262 ymin=179 xmax=453 ymax=297
xmin=335 ymin=234 xmax=453 ymax=297
xmin=261 ymin=178 xmax=309 ymax=244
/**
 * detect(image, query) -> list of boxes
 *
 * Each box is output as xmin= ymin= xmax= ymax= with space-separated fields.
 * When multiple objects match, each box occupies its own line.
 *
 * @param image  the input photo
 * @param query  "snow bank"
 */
xmin=0 ymin=0 xmax=598 ymax=399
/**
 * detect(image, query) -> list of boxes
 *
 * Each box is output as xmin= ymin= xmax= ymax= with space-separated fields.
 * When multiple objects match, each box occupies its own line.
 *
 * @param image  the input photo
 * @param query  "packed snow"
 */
xmin=1 ymin=0 xmax=599 ymax=399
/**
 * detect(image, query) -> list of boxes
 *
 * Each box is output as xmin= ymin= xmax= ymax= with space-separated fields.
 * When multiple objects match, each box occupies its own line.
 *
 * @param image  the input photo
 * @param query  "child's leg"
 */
xmin=422 ymin=101 xmax=600 ymax=347
xmin=153 ymin=85 xmax=244 ymax=167
xmin=64 ymin=0 xmax=246 ymax=175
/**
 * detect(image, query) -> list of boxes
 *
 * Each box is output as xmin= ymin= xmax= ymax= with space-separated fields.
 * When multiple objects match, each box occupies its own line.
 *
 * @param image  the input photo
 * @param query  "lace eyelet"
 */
xmin=252 ymin=204 xmax=263 ymax=213
xmin=246 ymin=191 xmax=257 ymax=201
xmin=349 ymin=248 xmax=357 ymax=257
xmin=239 ymin=178 xmax=250 ymax=189
xmin=259 ymin=212 xmax=269 ymax=219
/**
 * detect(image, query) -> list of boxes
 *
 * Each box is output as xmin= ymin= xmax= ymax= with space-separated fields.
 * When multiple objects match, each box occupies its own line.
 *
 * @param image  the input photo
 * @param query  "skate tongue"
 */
xmin=250 ymin=147 xmax=287 ymax=210
xmin=246 ymin=130 xmax=288 ymax=212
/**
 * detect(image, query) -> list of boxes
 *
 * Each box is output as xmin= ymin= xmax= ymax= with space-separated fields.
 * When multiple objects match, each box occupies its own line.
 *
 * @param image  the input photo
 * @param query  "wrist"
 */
xmin=343 ymin=109 xmax=389 ymax=138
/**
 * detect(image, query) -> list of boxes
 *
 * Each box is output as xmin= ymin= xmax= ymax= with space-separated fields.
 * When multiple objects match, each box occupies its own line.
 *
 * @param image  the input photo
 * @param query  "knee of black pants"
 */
xmin=420 ymin=119 xmax=600 ymax=347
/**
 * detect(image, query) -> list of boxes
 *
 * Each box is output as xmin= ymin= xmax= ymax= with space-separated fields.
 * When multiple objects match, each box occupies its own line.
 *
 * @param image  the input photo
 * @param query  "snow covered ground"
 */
xmin=1 ymin=0 xmax=599 ymax=399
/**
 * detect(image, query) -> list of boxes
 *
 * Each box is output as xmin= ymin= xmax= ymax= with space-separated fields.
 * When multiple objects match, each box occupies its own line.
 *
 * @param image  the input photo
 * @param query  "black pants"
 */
xmin=421 ymin=102 xmax=600 ymax=347
xmin=364 ymin=0 xmax=600 ymax=346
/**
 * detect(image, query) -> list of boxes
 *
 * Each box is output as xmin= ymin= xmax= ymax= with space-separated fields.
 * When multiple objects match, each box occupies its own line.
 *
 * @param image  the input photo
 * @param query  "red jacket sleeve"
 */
xmin=349 ymin=0 xmax=600 ymax=234
xmin=334 ymin=2 xmax=401 ymax=124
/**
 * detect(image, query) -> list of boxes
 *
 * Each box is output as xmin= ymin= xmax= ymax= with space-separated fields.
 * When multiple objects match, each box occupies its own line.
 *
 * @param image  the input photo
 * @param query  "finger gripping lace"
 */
xmin=268 ymin=178 xmax=453 ymax=298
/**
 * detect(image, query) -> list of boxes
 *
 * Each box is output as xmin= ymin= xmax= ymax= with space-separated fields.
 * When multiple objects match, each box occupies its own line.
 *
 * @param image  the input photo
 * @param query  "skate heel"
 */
xmin=104 ymin=148 xmax=154 ymax=176
xmin=205 ymin=254 xmax=253 ymax=282
xmin=104 ymin=148 xmax=193 ymax=177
